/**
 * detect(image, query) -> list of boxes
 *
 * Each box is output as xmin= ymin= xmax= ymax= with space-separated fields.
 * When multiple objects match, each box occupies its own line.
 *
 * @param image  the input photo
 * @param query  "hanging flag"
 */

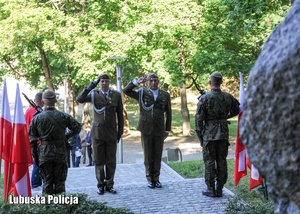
xmin=233 ymin=72 xmax=263 ymax=189
xmin=0 ymin=79 xmax=14 ymax=202
xmin=234 ymin=72 xmax=247 ymax=186
xmin=247 ymin=155 xmax=263 ymax=190
xmin=11 ymin=83 xmax=33 ymax=197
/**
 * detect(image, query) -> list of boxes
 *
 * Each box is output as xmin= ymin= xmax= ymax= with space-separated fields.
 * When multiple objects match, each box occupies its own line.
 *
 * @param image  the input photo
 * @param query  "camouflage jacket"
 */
xmin=195 ymin=89 xmax=239 ymax=143
xmin=29 ymin=107 xmax=82 ymax=163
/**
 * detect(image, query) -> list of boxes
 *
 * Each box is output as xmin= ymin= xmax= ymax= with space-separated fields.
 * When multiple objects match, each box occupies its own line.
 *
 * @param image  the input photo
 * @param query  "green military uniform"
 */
xmin=123 ymin=80 xmax=172 ymax=184
xmin=195 ymin=72 xmax=239 ymax=197
xmin=29 ymin=91 xmax=82 ymax=195
xmin=76 ymin=83 xmax=124 ymax=190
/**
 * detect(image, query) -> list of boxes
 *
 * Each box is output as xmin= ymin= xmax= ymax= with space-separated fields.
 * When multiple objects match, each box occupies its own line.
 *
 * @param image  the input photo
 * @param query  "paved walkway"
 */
xmin=30 ymin=131 xmax=236 ymax=214
xmin=61 ymin=163 xmax=233 ymax=214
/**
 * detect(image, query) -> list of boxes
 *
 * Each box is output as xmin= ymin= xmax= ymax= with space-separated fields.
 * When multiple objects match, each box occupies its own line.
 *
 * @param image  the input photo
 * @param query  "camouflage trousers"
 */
xmin=202 ymin=140 xmax=229 ymax=190
xmin=39 ymin=160 xmax=68 ymax=195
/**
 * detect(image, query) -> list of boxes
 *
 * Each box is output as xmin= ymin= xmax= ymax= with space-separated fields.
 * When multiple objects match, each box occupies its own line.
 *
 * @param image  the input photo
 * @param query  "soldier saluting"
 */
xmin=76 ymin=73 xmax=124 ymax=195
xmin=123 ymin=73 xmax=172 ymax=189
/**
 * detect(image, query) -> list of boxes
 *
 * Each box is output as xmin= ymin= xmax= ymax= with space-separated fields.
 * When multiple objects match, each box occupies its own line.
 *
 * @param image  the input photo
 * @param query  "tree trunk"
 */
xmin=37 ymin=46 xmax=54 ymax=90
xmin=180 ymin=84 xmax=190 ymax=136
xmin=177 ymin=36 xmax=190 ymax=136
xmin=67 ymin=79 xmax=77 ymax=118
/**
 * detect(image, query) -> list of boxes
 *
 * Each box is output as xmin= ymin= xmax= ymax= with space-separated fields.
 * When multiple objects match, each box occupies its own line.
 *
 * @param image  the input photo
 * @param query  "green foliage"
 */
xmin=125 ymin=99 xmax=139 ymax=130
xmin=0 ymin=0 xmax=292 ymax=117
xmin=192 ymin=0 xmax=291 ymax=84
xmin=0 ymin=0 xmax=291 ymax=84
xmin=228 ymin=118 xmax=237 ymax=138
xmin=225 ymin=196 xmax=274 ymax=214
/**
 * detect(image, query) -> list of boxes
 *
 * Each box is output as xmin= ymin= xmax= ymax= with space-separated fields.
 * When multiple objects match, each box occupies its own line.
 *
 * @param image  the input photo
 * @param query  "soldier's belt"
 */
xmin=205 ymin=119 xmax=227 ymax=124
xmin=41 ymin=139 xmax=66 ymax=145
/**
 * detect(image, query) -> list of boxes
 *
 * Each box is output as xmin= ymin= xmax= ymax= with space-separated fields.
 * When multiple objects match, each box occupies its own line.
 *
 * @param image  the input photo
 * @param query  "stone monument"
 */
xmin=240 ymin=1 xmax=300 ymax=213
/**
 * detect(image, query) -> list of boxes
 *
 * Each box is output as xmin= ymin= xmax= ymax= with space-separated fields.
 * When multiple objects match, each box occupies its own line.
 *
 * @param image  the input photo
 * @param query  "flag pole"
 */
xmin=258 ymin=178 xmax=268 ymax=200
xmin=108 ymin=56 xmax=128 ymax=164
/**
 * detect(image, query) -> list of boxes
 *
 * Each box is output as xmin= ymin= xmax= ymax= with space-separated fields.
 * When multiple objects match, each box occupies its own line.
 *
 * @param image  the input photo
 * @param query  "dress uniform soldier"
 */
xmin=195 ymin=72 xmax=240 ymax=197
xmin=123 ymin=73 xmax=172 ymax=188
xmin=29 ymin=89 xmax=82 ymax=195
xmin=76 ymin=73 xmax=124 ymax=195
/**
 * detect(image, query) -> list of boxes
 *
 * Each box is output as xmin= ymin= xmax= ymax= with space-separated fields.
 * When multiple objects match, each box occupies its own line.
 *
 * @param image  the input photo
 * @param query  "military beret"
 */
xmin=42 ymin=90 xmax=56 ymax=99
xmin=98 ymin=73 xmax=110 ymax=80
xmin=210 ymin=72 xmax=222 ymax=79
xmin=147 ymin=72 xmax=158 ymax=79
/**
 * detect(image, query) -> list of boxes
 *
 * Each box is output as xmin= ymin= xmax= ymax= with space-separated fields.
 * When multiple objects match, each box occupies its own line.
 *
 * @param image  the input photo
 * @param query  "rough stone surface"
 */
xmin=240 ymin=1 xmax=300 ymax=213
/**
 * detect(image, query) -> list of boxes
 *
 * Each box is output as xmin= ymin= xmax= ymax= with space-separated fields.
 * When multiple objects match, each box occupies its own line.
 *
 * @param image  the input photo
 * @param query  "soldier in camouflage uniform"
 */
xmin=195 ymin=72 xmax=239 ymax=197
xmin=29 ymin=90 xmax=82 ymax=195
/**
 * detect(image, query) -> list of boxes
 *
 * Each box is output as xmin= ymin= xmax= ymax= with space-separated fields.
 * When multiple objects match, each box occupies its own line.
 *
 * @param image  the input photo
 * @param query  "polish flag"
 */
xmin=233 ymin=73 xmax=263 ymax=189
xmin=247 ymin=155 xmax=263 ymax=190
xmin=11 ymin=83 xmax=33 ymax=197
xmin=0 ymin=79 xmax=14 ymax=202
xmin=234 ymin=72 xmax=247 ymax=186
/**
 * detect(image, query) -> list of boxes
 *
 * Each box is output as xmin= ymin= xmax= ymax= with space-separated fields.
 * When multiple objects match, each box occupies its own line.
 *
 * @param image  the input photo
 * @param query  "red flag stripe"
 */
xmin=248 ymin=162 xmax=263 ymax=190
xmin=234 ymin=112 xmax=247 ymax=186
xmin=0 ymin=79 xmax=14 ymax=202
xmin=11 ymin=83 xmax=32 ymax=197
xmin=234 ymin=72 xmax=247 ymax=186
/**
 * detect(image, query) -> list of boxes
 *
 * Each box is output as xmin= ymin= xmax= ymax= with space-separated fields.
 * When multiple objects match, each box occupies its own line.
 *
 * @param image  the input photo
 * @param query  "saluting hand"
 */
xmin=137 ymin=77 xmax=148 ymax=85
xmin=87 ymin=77 xmax=101 ymax=90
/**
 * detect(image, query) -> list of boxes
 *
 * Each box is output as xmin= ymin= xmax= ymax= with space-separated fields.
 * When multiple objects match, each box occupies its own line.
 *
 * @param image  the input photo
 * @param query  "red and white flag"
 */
xmin=11 ymin=83 xmax=33 ymax=197
xmin=0 ymin=79 xmax=14 ymax=202
xmin=234 ymin=72 xmax=263 ymax=189
xmin=234 ymin=72 xmax=247 ymax=186
xmin=247 ymin=156 xmax=263 ymax=190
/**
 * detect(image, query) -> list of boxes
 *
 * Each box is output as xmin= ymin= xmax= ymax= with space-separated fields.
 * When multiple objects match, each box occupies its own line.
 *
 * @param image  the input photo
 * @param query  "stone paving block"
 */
xmin=31 ymin=162 xmax=234 ymax=214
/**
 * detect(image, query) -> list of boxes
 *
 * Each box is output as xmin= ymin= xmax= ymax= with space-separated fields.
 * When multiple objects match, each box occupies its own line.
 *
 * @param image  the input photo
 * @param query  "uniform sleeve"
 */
xmin=66 ymin=115 xmax=82 ymax=139
xmin=123 ymin=81 xmax=140 ymax=101
xmin=76 ymin=88 xmax=93 ymax=103
xmin=228 ymin=96 xmax=240 ymax=118
xmin=195 ymin=96 xmax=206 ymax=134
xmin=28 ymin=117 xmax=39 ymax=157
xmin=165 ymin=92 xmax=172 ymax=132
xmin=117 ymin=93 xmax=124 ymax=136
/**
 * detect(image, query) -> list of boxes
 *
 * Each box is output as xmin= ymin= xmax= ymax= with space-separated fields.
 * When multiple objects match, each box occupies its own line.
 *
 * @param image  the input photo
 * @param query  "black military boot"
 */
xmin=216 ymin=185 xmax=223 ymax=197
xmin=202 ymin=187 xmax=216 ymax=197
xmin=97 ymin=185 xmax=105 ymax=195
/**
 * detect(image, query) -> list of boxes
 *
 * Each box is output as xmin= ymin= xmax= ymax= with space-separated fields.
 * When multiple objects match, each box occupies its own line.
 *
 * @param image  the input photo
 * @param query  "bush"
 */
xmin=225 ymin=196 xmax=274 ymax=214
